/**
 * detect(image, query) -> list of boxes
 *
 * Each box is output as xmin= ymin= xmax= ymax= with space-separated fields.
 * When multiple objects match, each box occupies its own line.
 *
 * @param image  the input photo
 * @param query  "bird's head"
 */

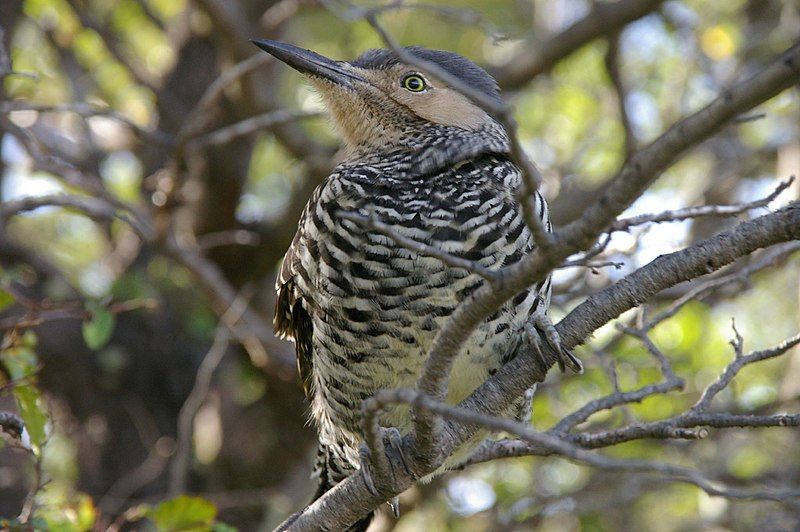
xmin=252 ymin=40 xmax=508 ymax=163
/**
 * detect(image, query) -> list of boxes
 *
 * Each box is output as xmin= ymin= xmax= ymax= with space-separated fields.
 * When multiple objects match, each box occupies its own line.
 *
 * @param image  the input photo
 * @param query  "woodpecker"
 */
xmin=253 ymin=39 xmax=580 ymax=529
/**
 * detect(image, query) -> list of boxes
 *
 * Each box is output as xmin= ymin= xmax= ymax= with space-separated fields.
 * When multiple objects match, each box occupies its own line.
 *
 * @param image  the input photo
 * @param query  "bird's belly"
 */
xmin=301 ymin=193 xmax=537 ymax=468
xmin=309 ymin=256 xmax=527 ymax=468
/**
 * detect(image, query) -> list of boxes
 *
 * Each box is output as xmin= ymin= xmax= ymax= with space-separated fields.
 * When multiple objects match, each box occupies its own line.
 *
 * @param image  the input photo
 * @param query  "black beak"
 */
xmin=250 ymin=39 xmax=363 ymax=85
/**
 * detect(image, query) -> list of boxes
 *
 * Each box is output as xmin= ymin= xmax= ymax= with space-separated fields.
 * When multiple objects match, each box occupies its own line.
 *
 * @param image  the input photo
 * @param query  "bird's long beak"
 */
xmin=251 ymin=39 xmax=364 ymax=86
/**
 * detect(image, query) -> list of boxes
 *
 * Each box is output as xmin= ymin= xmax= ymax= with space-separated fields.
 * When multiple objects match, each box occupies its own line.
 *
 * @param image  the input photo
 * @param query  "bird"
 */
xmin=253 ymin=39 xmax=581 ymax=530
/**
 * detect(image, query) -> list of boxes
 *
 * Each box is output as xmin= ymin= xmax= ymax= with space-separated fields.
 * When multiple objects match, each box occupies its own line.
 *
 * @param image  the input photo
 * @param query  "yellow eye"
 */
xmin=402 ymin=74 xmax=427 ymax=92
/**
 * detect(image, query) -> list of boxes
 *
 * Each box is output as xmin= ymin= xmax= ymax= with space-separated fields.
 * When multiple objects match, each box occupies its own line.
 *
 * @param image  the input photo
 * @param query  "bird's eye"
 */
xmin=402 ymin=74 xmax=427 ymax=92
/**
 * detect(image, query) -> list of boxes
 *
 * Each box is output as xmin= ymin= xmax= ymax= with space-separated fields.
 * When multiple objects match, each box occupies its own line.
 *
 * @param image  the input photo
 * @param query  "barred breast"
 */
xmin=280 ymin=151 xmax=551 ymax=471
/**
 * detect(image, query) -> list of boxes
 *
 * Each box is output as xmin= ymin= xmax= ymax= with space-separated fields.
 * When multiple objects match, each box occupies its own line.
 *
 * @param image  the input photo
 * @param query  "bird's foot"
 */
xmin=527 ymin=314 xmax=583 ymax=374
xmin=389 ymin=496 xmax=401 ymax=518
xmin=358 ymin=427 xmax=411 ymax=498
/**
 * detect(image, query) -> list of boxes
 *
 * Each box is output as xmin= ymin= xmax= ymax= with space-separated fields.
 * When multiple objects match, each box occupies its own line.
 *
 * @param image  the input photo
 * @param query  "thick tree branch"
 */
xmin=557 ymin=202 xmax=800 ymax=349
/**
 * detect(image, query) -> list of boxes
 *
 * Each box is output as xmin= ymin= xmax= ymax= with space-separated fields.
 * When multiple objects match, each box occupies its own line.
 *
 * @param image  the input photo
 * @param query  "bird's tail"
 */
xmin=312 ymin=444 xmax=374 ymax=531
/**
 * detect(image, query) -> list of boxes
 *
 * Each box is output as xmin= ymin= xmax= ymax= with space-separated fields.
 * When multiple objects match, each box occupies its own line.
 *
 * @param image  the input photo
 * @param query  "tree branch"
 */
xmin=490 ymin=0 xmax=667 ymax=90
xmin=611 ymin=176 xmax=794 ymax=232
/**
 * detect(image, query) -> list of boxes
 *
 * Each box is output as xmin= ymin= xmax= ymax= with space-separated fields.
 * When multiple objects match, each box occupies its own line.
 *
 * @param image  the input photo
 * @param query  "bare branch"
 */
xmin=553 ymin=377 xmax=685 ymax=434
xmin=469 ymin=407 xmax=800 ymax=462
xmin=0 ymin=194 xmax=153 ymax=240
xmin=163 ymin=238 xmax=295 ymax=370
xmin=0 ymin=101 xmax=174 ymax=147
xmin=558 ymin=202 xmax=800 ymax=351
xmin=332 ymin=1 xmax=507 ymax=42
xmin=611 ymin=176 xmax=794 ymax=232
xmin=644 ymin=241 xmax=800 ymax=328
xmin=169 ymin=326 xmax=233 ymax=494
xmin=469 ymin=329 xmax=800 ymax=467
xmin=559 ymin=258 xmax=625 ymax=272
xmin=374 ymin=389 xmax=800 ymax=502
xmin=604 ymin=31 xmax=637 ymax=158
xmin=0 ymin=190 xmax=293 ymax=371
xmin=692 ymin=330 xmax=800 ymax=412
xmin=64 ymin=0 xmax=159 ymax=89
xmin=187 ymin=109 xmax=322 ymax=148
xmin=196 ymin=230 xmax=261 ymax=251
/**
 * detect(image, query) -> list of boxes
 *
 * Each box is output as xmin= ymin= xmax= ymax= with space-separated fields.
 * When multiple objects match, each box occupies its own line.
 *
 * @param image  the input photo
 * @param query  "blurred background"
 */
xmin=0 ymin=0 xmax=799 ymax=530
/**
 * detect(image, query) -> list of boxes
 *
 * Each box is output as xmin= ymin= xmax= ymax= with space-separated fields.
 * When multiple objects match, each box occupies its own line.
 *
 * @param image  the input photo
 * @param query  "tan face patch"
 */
xmin=361 ymin=65 xmax=492 ymax=131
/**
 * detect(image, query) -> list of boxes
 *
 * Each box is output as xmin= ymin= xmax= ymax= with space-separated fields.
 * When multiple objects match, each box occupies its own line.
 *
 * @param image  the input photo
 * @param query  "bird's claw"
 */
xmin=527 ymin=314 xmax=583 ymax=374
xmin=358 ymin=427 xmax=411 ymax=500
xmin=358 ymin=444 xmax=378 ymax=496
xmin=383 ymin=426 xmax=411 ymax=476
xmin=389 ymin=496 xmax=401 ymax=518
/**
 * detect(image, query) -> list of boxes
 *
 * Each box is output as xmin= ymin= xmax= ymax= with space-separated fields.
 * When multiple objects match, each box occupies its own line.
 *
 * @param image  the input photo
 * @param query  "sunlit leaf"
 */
xmin=0 ymin=343 xmax=39 ymax=379
xmin=82 ymin=304 xmax=115 ymax=350
xmin=700 ymin=25 xmax=737 ymax=60
xmin=12 ymin=385 xmax=47 ymax=450
xmin=0 ymin=288 xmax=14 ymax=311
xmin=149 ymin=495 xmax=218 ymax=532
xmin=76 ymin=494 xmax=98 ymax=530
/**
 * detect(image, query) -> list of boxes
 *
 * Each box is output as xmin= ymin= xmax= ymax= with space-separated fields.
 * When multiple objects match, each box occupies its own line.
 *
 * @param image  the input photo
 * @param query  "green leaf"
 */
xmin=149 ymin=496 xmax=218 ymax=531
xmin=82 ymin=305 xmax=115 ymax=350
xmin=12 ymin=385 xmax=47 ymax=450
xmin=0 ymin=288 xmax=14 ymax=312
xmin=0 ymin=343 xmax=46 ymax=450
xmin=0 ymin=344 xmax=39 ymax=380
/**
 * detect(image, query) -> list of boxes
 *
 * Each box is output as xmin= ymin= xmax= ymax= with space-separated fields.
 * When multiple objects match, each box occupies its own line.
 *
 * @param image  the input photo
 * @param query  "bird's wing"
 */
xmin=274 ymin=228 xmax=315 ymax=399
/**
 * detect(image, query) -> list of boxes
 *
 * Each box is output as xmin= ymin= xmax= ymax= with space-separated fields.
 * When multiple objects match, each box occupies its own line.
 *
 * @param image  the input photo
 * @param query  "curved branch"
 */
xmin=491 ymin=0 xmax=667 ymax=90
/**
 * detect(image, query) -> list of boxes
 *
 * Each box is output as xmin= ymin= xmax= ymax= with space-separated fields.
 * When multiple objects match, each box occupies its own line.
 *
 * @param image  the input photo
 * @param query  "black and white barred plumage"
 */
xmin=264 ymin=42 xmax=555 ymax=528
xmin=276 ymin=127 xmax=551 ymax=476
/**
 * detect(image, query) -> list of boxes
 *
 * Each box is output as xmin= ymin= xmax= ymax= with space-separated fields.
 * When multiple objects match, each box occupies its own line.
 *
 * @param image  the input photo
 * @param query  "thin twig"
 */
xmin=374 ymin=389 xmax=800 ymax=502
xmin=179 ymin=53 xmax=274 ymax=142
xmin=168 ymin=316 xmax=238 ymax=494
xmin=331 ymin=0 xmax=507 ymax=42
xmin=612 ymin=176 xmax=794 ymax=232
xmin=604 ymin=31 xmax=637 ymax=158
xmin=644 ymin=241 xmax=800 ymax=328
xmin=188 ymin=109 xmax=322 ymax=148
xmin=0 ymin=193 xmax=153 ymax=240
xmin=691 ymin=330 xmax=800 ymax=412
xmin=0 ymin=101 xmax=174 ymax=147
